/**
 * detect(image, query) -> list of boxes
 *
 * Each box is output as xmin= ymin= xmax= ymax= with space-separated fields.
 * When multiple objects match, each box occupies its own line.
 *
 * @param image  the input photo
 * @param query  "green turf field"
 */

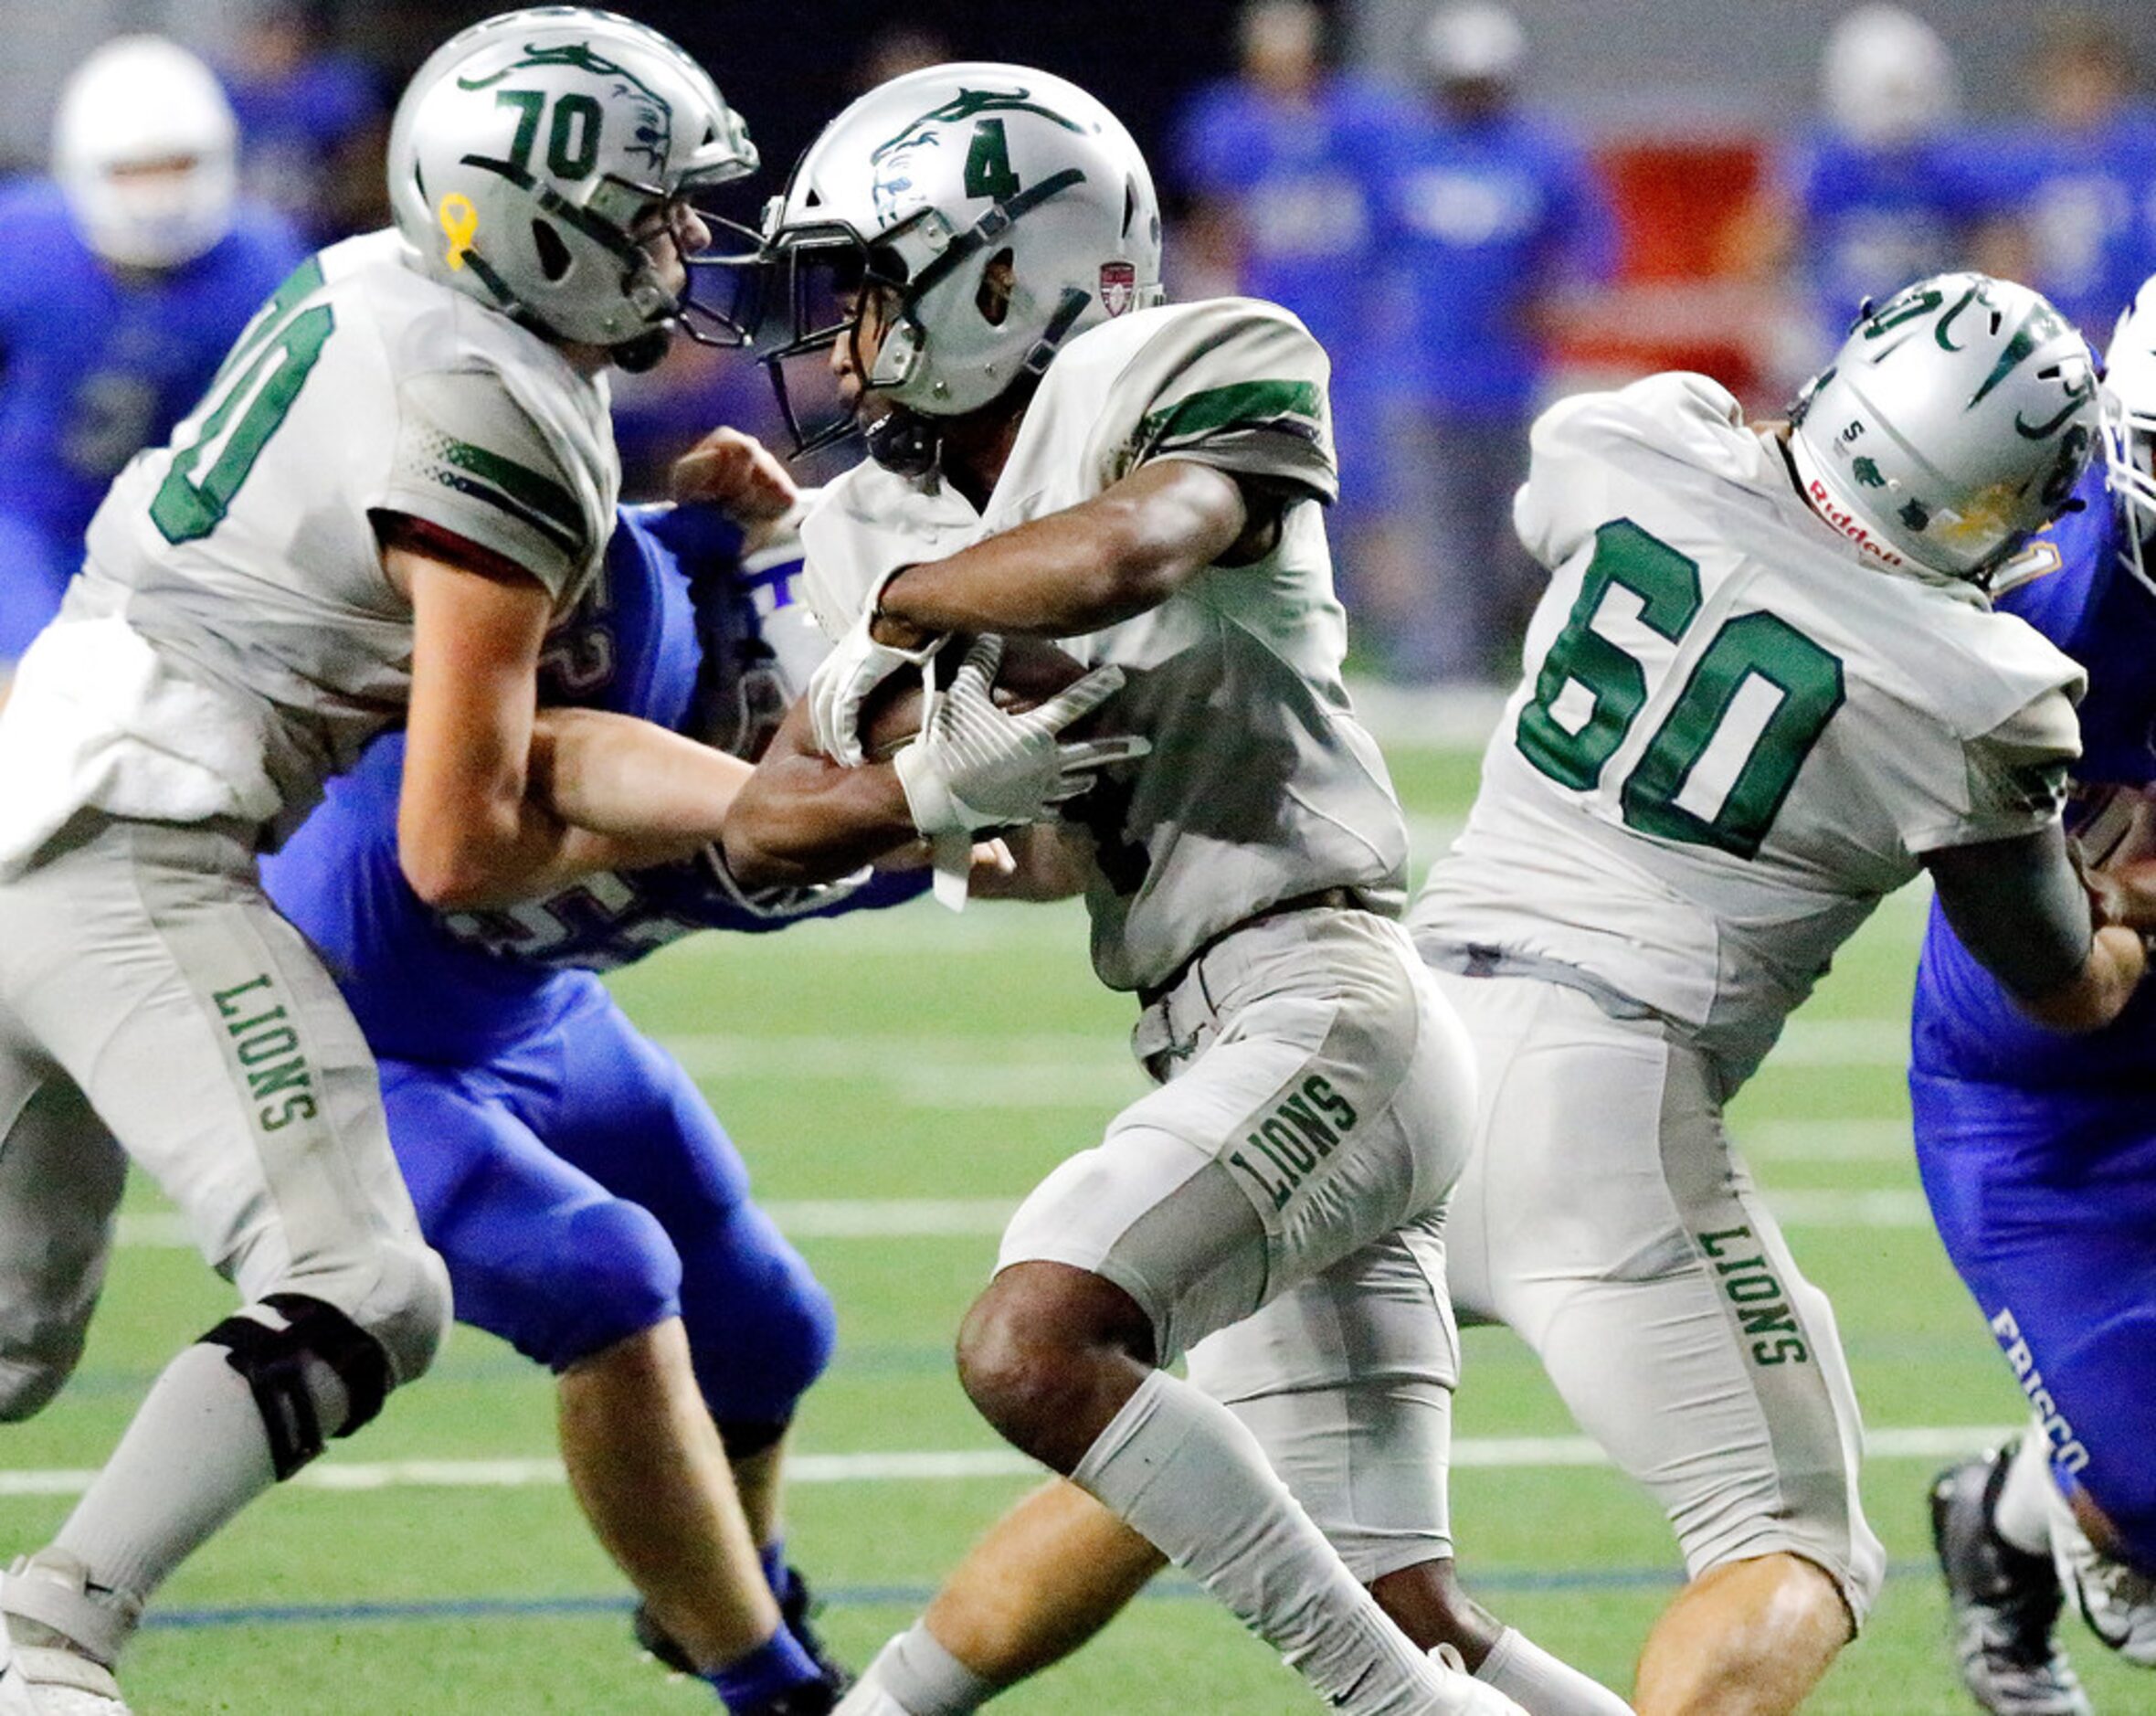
xmin=3 ymin=735 xmax=2133 ymax=1714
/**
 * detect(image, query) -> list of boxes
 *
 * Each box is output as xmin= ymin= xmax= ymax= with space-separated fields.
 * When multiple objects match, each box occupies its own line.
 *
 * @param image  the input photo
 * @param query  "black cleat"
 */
xmin=631 ymin=1566 xmax=852 ymax=1692
xmin=777 ymin=1566 xmax=853 ymax=1694
xmin=1931 ymin=1446 xmax=2095 ymax=1716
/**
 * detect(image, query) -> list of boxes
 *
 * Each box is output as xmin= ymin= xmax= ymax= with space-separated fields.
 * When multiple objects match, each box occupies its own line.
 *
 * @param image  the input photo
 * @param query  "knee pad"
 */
xmin=361 ymin=1234 xmax=454 ymax=1386
xmin=682 ymin=1213 xmax=835 ymax=1425
xmin=523 ymin=1198 xmax=681 ymax=1372
xmin=200 ymin=1294 xmax=394 ymax=1480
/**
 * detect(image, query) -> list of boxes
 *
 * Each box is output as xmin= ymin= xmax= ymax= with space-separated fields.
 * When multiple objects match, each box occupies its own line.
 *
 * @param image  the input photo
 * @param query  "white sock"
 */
xmin=1073 ymin=1371 xmax=1454 ymax=1716
xmin=1993 ymin=1436 xmax=2055 ymax=1558
xmin=1471 ymin=1628 xmax=1633 ymax=1716
xmin=845 ymin=1626 xmax=999 ymax=1715
xmin=45 ymin=1315 xmax=351 ymax=1632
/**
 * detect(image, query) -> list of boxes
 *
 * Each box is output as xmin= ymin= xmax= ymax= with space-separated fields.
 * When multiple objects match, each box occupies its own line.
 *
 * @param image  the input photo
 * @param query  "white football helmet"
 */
xmin=386 ymin=6 xmax=757 ymax=366
xmin=1821 ymin=6 xmax=1959 ymax=148
xmin=756 ymin=62 xmax=1165 ymax=455
xmin=2100 ymin=277 xmax=2156 ymax=592
xmin=1790 ymin=273 xmax=2098 ymax=580
xmin=53 ymin=36 xmax=238 ymax=270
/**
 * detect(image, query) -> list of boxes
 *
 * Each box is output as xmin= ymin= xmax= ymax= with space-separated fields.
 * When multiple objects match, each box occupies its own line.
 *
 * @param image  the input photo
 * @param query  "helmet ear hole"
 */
xmin=532 ymin=219 xmax=573 ymax=282
xmin=976 ymin=248 xmax=1016 ymax=327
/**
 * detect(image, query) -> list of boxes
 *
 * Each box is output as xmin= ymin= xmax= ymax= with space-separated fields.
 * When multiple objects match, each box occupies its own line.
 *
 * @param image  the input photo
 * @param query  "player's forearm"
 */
xmin=529 ymin=706 xmax=750 ymax=844
xmin=875 ymin=460 xmax=1249 ymax=640
xmin=2018 ymin=925 xmax=2147 ymax=1033
xmin=722 ymin=749 xmax=920 ymax=887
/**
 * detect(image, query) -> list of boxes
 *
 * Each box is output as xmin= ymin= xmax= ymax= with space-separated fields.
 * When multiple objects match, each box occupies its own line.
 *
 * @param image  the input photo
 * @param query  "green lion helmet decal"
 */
xmin=386 ymin=7 xmax=756 ymax=357
xmin=756 ymin=61 xmax=1165 ymax=452
xmin=1791 ymin=273 xmax=2098 ymax=581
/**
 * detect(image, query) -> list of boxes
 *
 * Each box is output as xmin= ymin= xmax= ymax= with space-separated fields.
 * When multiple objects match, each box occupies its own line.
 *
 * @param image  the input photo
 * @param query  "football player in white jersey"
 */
xmin=0 ymin=14 xmax=905 ymax=1714
xmin=722 ymin=63 xmax=1629 ymax=1716
xmin=1406 ymin=275 xmax=2134 ymax=1715
xmin=731 ymin=271 xmax=2140 ymax=1716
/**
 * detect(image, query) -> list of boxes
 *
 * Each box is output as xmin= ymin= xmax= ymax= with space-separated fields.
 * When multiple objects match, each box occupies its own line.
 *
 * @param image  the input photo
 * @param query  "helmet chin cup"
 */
xmin=610 ymin=325 xmax=674 ymax=373
xmin=866 ymin=408 xmax=942 ymax=477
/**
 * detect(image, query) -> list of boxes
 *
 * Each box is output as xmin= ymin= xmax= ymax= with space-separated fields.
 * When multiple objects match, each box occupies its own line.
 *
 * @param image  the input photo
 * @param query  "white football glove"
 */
xmin=808 ymin=572 xmax=944 ymax=766
xmin=893 ymin=636 xmax=1147 ymax=837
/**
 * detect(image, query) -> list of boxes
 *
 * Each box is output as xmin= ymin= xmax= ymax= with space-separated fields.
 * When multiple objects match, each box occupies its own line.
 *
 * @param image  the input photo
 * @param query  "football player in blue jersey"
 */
xmin=0 ymin=36 xmax=303 ymax=679
xmin=1783 ymin=7 xmax=1989 ymax=359
xmin=1915 ymin=279 xmax=2156 ymax=1716
xmin=260 ymin=431 xmax=923 ymax=1716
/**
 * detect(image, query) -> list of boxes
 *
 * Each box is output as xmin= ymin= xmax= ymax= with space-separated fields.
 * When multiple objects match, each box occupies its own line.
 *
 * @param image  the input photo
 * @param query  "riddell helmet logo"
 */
xmin=1807 ymin=476 xmax=1907 ymax=567
xmin=1100 ymin=260 xmax=1136 ymax=316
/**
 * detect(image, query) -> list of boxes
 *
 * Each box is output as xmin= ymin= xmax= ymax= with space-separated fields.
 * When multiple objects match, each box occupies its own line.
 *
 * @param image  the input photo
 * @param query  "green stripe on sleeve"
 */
xmin=438 ymin=471 xmax=582 ymax=555
xmin=1138 ymin=379 xmax=1324 ymax=451
xmin=440 ymin=440 xmax=586 ymax=541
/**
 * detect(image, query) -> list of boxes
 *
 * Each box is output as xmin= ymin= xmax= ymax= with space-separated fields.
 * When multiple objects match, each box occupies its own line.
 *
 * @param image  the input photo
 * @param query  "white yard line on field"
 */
xmin=0 ymin=1425 xmax=2016 ymax=1500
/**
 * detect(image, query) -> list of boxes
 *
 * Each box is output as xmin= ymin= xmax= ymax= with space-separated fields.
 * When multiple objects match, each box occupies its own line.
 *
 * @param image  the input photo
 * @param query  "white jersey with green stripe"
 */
xmin=66 ymin=227 xmax=617 ymax=832
xmin=1409 ymin=371 xmax=2085 ymax=1087
xmin=802 ymin=295 xmax=1409 ymax=992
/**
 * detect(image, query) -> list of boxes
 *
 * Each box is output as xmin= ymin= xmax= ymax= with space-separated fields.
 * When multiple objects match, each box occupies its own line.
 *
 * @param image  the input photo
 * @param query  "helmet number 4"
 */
xmin=1516 ymin=519 xmax=1845 ymax=859
xmin=963 ymin=119 xmax=1022 ymax=200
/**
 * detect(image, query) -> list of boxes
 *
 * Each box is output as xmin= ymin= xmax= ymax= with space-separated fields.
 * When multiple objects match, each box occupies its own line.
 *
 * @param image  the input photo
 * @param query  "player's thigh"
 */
xmin=1002 ymin=912 xmax=1471 ymax=1364
xmin=1189 ymin=1209 xmax=1460 ymax=1582
xmin=540 ymin=982 xmax=751 ymax=1228
xmin=1453 ymin=973 xmax=1884 ymax=1620
xmin=0 ymin=818 xmax=444 ymax=1375
xmin=380 ymin=1054 xmax=682 ymax=1372
xmin=0 ymin=1035 xmax=124 ymax=1418
xmin=1914 ymin=1073 xmax=2156 ymax=1564
xmin=529 ymin=990 xmax=832 ymax=1408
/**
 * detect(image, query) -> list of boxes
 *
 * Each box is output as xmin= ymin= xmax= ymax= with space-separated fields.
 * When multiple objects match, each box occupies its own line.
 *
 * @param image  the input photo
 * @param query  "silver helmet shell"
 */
xmin=386 ymin=6 xmax=756 ymax=353
xmin=2102 ymin=275 xmax=2156 ymax=593
xmin=1790 ymin=273 xmax=2098 ymax=580
xmin=758 ymin=61 xmax=1164 ymax=449
xmin=53 ymin=36 xmax=238 ymax=270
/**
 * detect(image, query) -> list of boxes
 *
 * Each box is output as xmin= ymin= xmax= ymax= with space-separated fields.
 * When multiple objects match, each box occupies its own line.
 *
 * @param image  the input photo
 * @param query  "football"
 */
xmin=857 ymin=634 xmax=1094 ymax=761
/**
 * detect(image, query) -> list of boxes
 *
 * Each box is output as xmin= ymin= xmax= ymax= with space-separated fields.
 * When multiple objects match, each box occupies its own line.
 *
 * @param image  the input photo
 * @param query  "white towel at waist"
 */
xmin=0 ymin=613 xmax=279 ymax=877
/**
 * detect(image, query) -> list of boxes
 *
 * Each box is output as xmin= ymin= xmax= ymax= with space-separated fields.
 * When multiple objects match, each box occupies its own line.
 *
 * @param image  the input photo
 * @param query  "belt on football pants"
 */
xmin=1138 ymin=885 xmax=1371 ymax=1011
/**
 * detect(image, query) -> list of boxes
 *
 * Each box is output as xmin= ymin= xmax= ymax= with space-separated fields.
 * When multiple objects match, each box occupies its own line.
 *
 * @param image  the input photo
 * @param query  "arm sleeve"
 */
xmin=382 ymin=366 xmax=600 ymax=601
xmin=1924 ymin=821 xmax=2094 ymax=1002
xmin=1118 ymin=302 xmax=1338 ymax=505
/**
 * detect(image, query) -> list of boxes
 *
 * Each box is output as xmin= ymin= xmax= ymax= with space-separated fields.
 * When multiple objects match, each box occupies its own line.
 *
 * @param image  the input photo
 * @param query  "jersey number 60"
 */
xmin=1516 ymin=519 xmax=1845 ymax=860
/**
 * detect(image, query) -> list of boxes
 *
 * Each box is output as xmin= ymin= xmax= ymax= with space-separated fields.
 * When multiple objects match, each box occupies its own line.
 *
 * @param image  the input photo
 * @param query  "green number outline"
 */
xmin=1516 ymin=518 xmax=1846 ymax=856
xmin=1621 ymin=611 xmax=1845 ymax=858
xmin=1517 ymin=519 xmax=1701 ymax=789
xmin=963 ymin=118 xmax=1022 ymax=200
xmin=151 ymin=264 xmax=335 ymax=546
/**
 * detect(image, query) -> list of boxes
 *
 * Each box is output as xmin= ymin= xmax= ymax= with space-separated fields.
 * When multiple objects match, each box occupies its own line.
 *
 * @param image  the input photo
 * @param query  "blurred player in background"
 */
xmin=0 ymin=11 xmax=777 ymax=1711
xmin=1170 ymin=0 xmax=1404 ymax=604
xmin=1367 ymin=1 xmax=1617 ymax=684
xmin=1969 ymin=12 xmax=2156 ymax=343
xmin=1916 ymin=276 xmax=2156 ymax=1716
xmin=1724 ymin=6 xmax=1987 ymax=381
xmin=261 ymin=440 xmax=922 ymax=1716
xmin=0 ymin=36 xmax=301 ymax=684
xmin=217 ymin=0 xmax=389 ymax=246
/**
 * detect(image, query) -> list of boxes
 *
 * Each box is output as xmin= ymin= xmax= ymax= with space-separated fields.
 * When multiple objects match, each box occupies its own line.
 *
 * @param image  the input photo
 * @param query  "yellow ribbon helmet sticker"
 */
xmin=439 ymin=194 xmax=479 ymax=272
